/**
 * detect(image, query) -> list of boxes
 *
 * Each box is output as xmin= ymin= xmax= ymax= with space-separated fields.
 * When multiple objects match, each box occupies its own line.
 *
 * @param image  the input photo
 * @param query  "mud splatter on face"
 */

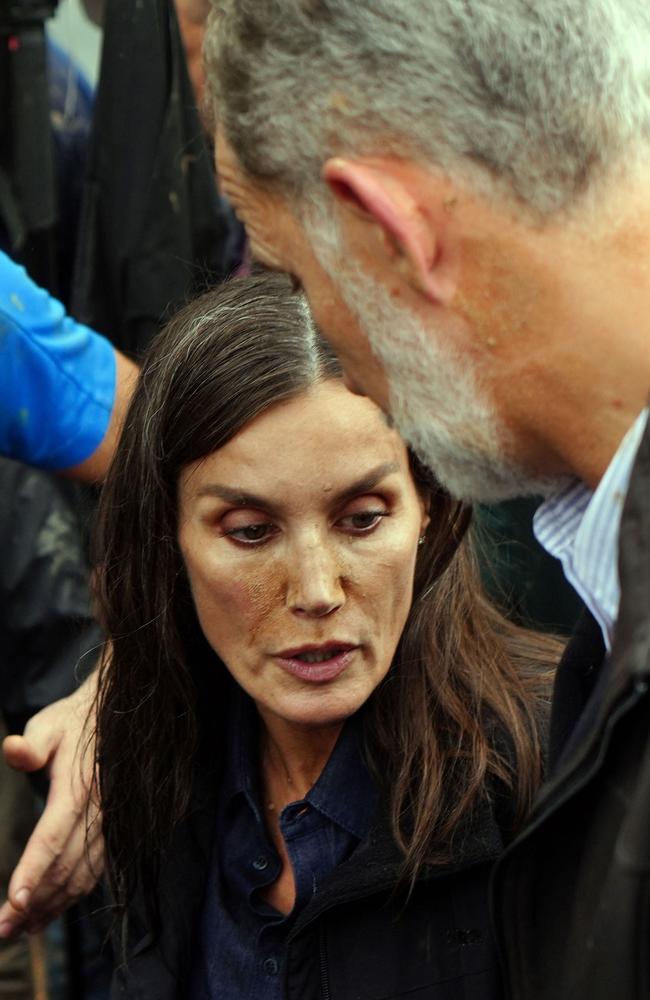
xmin=177 ymin=380 xmax=428 ymax=732
xmin=244 ymin=571 xmax=285 ymax=640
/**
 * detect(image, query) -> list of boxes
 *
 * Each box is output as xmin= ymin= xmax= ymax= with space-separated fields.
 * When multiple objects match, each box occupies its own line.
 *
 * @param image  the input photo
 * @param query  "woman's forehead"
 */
xmin=179 ymin=380 xmax=413 ymax=503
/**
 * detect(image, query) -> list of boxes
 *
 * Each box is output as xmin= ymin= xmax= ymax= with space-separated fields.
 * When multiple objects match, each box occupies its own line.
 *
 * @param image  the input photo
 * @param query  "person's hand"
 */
xmin=0 ymin=671 xmax=103 ymax=937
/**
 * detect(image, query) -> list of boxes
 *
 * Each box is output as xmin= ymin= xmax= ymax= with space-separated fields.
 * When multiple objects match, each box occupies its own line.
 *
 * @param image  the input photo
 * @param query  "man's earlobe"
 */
xmin=323 ymin=157 xmax=458 ymax=305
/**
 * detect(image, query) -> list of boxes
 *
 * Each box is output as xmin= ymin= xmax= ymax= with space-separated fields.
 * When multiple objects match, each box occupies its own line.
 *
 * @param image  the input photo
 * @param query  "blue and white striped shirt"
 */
xmin=534 ymin=409 xmax=649 ymax=651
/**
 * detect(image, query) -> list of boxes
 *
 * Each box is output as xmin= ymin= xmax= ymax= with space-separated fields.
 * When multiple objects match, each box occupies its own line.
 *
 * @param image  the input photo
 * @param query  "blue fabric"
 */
xmin=190 ymin=694 xmax=378 ymax=999
xmin=0 ymin=251 xmax=116 ymax=470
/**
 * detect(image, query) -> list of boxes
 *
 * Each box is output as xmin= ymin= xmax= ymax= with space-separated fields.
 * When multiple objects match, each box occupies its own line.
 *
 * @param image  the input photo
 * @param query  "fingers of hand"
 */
xmin=0 ymin=828 xmax=104 ymax=938
xmin=4 ymin=672 xmax=98 ymax=780
xmin=0 ymin=677 xmax=102 ymax=939
xmin=0 ymin=900 xmax=27 ymax=940
xmin=25 ymin=830 xmax=105 ymax=932
xmin=2 ymin=734 xmax=47 ymax=773
xmin=7 ymin=769 xmax=100 ymax=909
xmin=13 ymin=698 xmax=70 ymax=768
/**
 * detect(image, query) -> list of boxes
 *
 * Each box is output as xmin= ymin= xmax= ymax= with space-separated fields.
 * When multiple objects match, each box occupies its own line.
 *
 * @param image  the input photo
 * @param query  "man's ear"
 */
xmin=323 ymin=157 xmax=458 ymax=304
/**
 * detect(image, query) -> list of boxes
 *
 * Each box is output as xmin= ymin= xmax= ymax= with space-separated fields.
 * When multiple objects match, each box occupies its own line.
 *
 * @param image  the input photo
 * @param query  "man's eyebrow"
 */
xmin=193 ymin=462 xmax=401 ymax=509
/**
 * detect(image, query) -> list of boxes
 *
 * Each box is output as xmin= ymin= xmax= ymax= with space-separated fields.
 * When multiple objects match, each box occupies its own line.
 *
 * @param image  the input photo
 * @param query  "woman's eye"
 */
xmin=338 ymin=510 xmax=388 ymax=533
xmin=224 ymin=523 xmax=275 ymax=544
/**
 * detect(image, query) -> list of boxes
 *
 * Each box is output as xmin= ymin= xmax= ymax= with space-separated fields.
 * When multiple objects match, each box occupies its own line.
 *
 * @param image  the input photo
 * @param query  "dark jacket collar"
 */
xmin=611 ymin=408 xmax=650 ymax=684
xmin=525 ymin=412 xmax=650 ymax=819
xmin=289 ymin=793 xmax=506 ymax=940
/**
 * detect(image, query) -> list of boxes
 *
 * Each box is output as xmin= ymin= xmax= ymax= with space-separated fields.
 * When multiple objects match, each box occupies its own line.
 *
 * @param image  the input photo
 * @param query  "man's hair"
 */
xmin=206 ymin=0 xmax=650 ymax=215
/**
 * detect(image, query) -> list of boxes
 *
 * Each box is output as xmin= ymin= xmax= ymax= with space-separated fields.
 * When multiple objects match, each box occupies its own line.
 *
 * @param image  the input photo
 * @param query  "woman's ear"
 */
xmin=418 ymin=493 xmax=432 ymax=540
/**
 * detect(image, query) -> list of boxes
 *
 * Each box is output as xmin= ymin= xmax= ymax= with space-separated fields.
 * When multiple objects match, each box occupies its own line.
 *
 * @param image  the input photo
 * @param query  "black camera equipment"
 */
xmin=0 ymin=0 xmax=60 ymax=288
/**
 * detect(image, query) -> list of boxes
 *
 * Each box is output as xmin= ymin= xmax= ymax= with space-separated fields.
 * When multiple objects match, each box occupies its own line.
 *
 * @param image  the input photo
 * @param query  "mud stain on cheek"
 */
xmin=244 ymin=568 xmax=285 ymax=640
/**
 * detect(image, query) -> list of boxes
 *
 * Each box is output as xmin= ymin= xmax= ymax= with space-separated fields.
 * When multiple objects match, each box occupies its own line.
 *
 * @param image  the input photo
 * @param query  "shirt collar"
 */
xmin=534 ymin=408 xmax=649 ymax=650
xmin=223 ymin=687 xmax=377 ymax=842
xmin=304 ymin=714 xmax=378 ymax=841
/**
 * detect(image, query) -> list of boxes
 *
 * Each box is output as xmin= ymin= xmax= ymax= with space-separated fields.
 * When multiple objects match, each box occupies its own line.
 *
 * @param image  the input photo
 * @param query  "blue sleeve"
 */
xmin=0 ymin=251 xmax=117 ymax=470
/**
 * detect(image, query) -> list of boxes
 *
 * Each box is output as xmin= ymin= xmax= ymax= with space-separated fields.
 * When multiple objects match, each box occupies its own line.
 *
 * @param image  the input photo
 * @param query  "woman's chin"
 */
xmin=262 ymin=689 xmax=367 ymax=732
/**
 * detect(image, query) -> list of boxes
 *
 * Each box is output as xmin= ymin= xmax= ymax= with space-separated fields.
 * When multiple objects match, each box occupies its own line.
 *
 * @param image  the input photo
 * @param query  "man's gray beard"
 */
xmin=308 ymin=223 xmax=559 ymax=503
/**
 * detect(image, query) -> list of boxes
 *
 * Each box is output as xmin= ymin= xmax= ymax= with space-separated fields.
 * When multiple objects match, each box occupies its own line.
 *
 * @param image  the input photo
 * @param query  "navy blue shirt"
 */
xmin=189 ymin=693 xmax=378 ymax=999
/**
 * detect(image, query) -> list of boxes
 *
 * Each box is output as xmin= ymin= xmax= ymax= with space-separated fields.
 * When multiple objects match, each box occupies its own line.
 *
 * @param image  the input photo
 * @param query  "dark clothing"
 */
xmin=477 ymin=498 xmax=583 ymax=634
xmin=0 ymin=458 xmax=101 ymax=731
xmin=190 ymin=699 xmax=378 ymax=999
xmin=71 ymin=0 xmax=243 ymax=358
xmin=112 ymin=690 xmax=507 ymax=1000
xmin=0 ymin=41 xmax=94 ymax=304
xmin=493 ymin=416 xmax=650 ymax=999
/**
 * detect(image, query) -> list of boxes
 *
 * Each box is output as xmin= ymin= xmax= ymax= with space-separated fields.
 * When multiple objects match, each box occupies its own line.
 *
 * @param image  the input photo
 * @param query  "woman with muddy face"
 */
xmin=94 ymin=273 xmax=558 ymax=1000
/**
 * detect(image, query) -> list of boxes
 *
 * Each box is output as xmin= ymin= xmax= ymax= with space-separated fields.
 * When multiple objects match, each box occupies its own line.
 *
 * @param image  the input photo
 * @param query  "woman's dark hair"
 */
xmin=94 ymin=271 xmax=558 ymax=922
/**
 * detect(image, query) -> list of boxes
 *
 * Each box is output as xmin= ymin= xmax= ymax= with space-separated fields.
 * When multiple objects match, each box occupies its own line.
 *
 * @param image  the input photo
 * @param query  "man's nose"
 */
xmin=286 ymin=539 xmax=346 ymax=618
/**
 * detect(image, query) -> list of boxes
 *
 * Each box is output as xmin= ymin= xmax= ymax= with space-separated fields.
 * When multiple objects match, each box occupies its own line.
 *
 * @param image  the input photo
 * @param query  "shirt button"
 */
xmin=252 ymin=855 xmax=269 ymax=871
xmin=263 ymin=957 xmax=279 ymax=976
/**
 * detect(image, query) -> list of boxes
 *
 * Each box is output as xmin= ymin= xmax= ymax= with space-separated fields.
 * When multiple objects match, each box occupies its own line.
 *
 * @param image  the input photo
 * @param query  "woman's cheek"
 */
xmin=370 ymin=526 xmax=420 ymax=576
xmin=237 ymin=571 xmax=286 ymax=640
xmin=366 ymin=535 xmax=419 ymax=614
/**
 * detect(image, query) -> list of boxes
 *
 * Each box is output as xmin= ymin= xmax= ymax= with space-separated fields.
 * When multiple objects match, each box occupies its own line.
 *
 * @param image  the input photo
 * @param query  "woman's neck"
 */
xmin=255 ymin=710 xmax=344 ymax=915
xmin=257 ymin=706 xmax=343 ymax=801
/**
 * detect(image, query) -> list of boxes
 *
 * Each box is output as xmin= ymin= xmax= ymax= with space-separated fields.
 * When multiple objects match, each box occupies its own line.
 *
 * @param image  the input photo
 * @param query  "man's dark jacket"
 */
xmin=493 ymin=415 xmax=650 ymax=999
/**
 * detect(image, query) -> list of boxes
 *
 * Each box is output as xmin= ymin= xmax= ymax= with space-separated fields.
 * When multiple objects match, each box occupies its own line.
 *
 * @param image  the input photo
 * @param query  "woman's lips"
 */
xmin=274 ymin=645 xmax=358 ymax=683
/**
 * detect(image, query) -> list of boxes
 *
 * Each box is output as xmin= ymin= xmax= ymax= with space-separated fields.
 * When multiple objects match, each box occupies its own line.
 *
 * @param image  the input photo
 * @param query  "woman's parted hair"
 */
xmin=95 ymin=271 xmax=557 ymax=917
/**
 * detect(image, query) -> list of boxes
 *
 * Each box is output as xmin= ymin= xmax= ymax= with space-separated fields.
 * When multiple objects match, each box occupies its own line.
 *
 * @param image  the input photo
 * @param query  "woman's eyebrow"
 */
xmin=194 ymin=462 xmax=400 ymax=510
xmin=331 ymin=461 xmax=401 ymax=504
xmin=194 ymin=484 xmax=273 ymax=509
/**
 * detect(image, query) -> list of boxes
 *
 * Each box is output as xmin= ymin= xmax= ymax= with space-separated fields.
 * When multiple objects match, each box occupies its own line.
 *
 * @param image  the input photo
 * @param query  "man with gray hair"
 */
xmin=204 ymin=1 xmax=650 ymax=997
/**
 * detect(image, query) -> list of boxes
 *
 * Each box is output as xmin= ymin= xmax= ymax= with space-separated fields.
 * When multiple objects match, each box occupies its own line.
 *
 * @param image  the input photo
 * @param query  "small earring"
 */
xmin=418 ymin=535 xmax=426 ymax=546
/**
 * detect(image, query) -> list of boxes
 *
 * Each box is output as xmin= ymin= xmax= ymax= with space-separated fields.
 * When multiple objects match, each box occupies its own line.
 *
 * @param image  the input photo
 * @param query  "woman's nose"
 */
xmin=286 ymin=540 xmax=346 ymax=618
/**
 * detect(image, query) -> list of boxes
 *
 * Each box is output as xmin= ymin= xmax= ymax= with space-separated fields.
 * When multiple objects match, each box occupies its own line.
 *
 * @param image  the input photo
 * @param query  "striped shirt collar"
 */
xmin=534 ymin=409 xmax=649 ymax=651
